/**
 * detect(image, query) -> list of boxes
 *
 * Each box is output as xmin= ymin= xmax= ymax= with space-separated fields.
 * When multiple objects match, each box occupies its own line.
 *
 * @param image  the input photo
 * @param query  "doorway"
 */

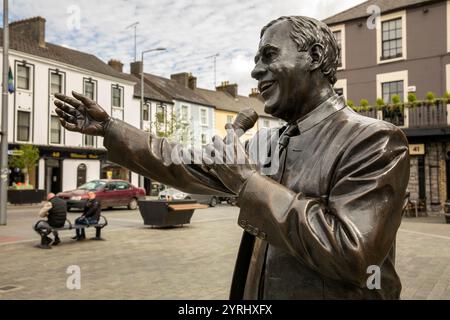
xmin=46 ymin=159 xmax=62 ymax=194
xmin=418 ymin=156 xmax=426 ymax=201
xmin=77 ymin=163 xmax=87 ymax=187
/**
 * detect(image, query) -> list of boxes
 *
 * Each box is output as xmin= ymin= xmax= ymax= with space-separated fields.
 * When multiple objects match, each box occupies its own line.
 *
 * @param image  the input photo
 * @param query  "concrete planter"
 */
xmin=8 ymin=189 xmax=46 ymax=205
xmin=138 ymin=199 xmax=197 ymax=227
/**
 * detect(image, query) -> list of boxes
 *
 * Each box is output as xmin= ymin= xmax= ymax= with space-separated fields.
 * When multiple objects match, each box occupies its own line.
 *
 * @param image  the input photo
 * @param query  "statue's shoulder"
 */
xmin=338 ymin=107 xmax=407 ymax=145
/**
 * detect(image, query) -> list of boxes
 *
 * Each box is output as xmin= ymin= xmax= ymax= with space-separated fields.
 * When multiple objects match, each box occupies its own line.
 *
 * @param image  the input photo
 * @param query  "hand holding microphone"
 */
xmin=204 ymin=108 xmax=259 ymax=195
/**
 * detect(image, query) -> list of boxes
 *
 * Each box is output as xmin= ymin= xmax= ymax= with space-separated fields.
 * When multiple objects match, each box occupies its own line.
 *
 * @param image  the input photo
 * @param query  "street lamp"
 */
xmin=140 ymin=48 xmax=166 ymax=133
xmin=0 ymin=0 xmax=9 ymax=225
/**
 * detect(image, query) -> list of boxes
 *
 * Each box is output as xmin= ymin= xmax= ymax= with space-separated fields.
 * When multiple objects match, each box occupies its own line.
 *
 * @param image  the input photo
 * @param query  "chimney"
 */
xmin=249 ymin=88 xmax=261 ymax=99
xmin=130 ymin=61 xmax=143 ymax=77
xmin=216 ymin=81 xmax=238 ymax=98
xmin=108 ymin=59 xmax=123 ymax=73
xmin=10 ymin=17 xmax=46 ymax=47
xmin=188 ymin=74 xmax=197 ymax=90
xmin=170 ymin=72 xmax=190 ymax=87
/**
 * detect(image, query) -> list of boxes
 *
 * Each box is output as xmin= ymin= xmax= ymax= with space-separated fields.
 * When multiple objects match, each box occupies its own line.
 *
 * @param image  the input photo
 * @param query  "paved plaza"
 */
xmin=0 ymin=204 xmax=449 ymax=300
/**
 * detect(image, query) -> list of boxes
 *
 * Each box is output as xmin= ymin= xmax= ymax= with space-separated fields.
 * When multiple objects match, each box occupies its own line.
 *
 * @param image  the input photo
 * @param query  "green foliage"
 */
xmin=152 ymin=110 xmax=194 ymax=147
xmin=426 ymin=91 xmax=436 ymax=101
xmin=8 ymin=144 xmax=39 ymax=171
xmin=8 ymin=144 xmax=40 ymax=186
xmin=376 ymin=98 xmax=385 ymax=107
xmin=346 ymin=99 xmax=354 ymax=108
xmin=407 ymin=93 xmax=417 ymax=103
xmin=360 ymin=99 xmax=369 ymax=107
xmin=443 ymin=91 xmax=450 ymax=99
xmin=391 ymin=95 xmax=401 ymax=105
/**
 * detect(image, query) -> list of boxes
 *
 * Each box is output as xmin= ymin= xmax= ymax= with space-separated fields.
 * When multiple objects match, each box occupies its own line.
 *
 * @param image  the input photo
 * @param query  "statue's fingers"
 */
xmin=54 ymin=100 xmax=77 ymax=117
xmin=72 ymin=91 xmax=96 ymax=108
xmin=54 ymin=93 xmax=82 ymax=109
xmin=55 ymin=108 xmax=77 ymax=123
xmin=60 ymin=118 xmax=80 ymax=132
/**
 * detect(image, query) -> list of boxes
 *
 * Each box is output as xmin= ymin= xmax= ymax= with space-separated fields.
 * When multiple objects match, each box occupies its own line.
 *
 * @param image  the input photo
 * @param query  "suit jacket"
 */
xmin=103 ymin=95 xmax=409 ymax=300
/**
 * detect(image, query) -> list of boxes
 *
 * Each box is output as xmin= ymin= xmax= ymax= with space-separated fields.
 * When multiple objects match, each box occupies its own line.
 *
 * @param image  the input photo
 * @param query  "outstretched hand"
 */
xmin=54 ymin=91 xmax=111 ymax=137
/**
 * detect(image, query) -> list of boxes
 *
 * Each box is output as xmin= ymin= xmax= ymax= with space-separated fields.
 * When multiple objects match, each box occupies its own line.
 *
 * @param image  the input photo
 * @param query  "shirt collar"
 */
xmin=296 ymin=94 xmax=346 ymax=133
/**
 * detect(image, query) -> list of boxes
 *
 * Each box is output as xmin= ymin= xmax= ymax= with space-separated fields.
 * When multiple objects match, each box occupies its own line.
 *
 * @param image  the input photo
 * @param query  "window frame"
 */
xmin=83 ymin=78 xmax=98 ymax=147
xmin=83 ymin=78 xmax=97 ymax=101
xmin=333 ymin=78 xmax=347 ymax=100
xmin=329 ymin=24 xmax=346 ymax=70
xmin=199 ymin=107 xmax=209 ymax=127
xmin=111 ymin=85 xmax=124 ymax=120
xmin=377 ymin=10 xmax=407 ymax=64
xmin=376 ymin=70 xmax=408 ymax=103
xmin=381 ymin=80 xmax=405 ymax=104
xmin=16 ymin=110 xmax=31 ymax=142
xmin=50 ymin=115 xmax=62 ymax=144
xmin=181 ymin=105 xmax=190 ymax=123
xmin=17 ymin=64 xmax=31 ymax=91
xmin=50 ymin=72 xmax=63 ymax=96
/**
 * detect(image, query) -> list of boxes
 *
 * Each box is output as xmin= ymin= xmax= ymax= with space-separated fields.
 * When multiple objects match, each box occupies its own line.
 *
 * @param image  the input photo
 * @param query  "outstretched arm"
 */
xmin=54 ymin=92 xmax=231 ymax=195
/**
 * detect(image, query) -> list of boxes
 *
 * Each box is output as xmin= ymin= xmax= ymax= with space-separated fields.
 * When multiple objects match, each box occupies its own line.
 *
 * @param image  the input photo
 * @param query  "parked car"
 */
xmin=186 ymin=194 xmax=220 ymax=207
xmin=158 ymin=188 xmax=188 ymax=201
xmin=57 ymin=179 xmax=146 ymax=210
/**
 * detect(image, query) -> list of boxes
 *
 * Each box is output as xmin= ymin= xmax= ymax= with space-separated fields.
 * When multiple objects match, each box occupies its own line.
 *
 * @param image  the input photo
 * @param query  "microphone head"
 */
xmin=232 ymin=108 xmax=259 ymax=136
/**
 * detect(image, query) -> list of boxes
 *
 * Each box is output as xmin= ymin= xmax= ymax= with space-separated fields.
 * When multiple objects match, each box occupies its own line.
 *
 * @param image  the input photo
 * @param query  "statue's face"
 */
xmin=252 ymin=21 xmax=311 ymax=121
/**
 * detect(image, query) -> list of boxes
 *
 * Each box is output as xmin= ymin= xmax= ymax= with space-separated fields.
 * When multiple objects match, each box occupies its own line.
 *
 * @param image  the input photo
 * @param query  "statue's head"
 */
xmin=252 ymin=16 xmax=340 ymax=121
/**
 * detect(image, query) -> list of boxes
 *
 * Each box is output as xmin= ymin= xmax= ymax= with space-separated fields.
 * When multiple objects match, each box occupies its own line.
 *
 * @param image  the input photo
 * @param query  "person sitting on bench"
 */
xmin=34 ymin=193 xmax=67 ymax=247
xmin=73 ymin=192 xmax=101 ymax=240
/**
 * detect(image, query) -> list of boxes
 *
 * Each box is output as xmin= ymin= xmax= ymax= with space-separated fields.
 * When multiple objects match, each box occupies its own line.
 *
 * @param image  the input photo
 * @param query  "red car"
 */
xmin=57 ymin=179 xmax=146 ymax=211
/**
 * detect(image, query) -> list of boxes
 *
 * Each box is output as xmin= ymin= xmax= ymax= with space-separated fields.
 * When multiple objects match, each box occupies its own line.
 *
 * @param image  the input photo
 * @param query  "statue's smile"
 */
xmin=259 ymin=80 xmax=277 ymax=98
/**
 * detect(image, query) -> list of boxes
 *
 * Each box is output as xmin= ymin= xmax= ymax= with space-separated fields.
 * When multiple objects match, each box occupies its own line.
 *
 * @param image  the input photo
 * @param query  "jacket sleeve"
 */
xmin=84 ymin=200 xmax=100 ymax=218
xmin=103 ymin=119 xmax=232 ymax=195
xmin=237 ymin=123 xmax=410 ymax=287
xmin=39 ymin=202 xmax=52 ymax=218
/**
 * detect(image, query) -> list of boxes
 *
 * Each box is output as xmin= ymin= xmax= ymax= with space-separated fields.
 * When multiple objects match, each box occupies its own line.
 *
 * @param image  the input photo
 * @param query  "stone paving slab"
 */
xmin=0 ymin=207 xmax=449 ymax=299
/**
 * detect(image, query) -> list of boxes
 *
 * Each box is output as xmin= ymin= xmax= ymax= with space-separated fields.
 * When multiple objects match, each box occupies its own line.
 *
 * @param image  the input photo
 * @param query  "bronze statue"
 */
xmin=54 ymin=16 xmax=409 ymax=299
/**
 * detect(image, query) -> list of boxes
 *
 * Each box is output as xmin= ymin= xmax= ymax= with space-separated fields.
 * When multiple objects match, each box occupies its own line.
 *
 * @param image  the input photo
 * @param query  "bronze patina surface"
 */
xmin=54 ymin=16 xmax=409 ymax=300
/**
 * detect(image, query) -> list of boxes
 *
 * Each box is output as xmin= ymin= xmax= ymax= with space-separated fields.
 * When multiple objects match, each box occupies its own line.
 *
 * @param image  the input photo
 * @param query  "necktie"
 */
xmin=278 ymin=124 xmax=300 ymax=155
xmin=275 ymin=124 xmax=300 ymax=183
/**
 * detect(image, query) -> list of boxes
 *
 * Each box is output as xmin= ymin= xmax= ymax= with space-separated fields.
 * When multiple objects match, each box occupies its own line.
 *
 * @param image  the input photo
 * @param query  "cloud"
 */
xmin=4 ymin=0 xmax=366 ymax=95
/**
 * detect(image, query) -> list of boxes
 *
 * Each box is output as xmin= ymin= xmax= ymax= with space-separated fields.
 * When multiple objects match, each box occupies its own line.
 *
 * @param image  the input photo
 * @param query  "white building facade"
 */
xmin=0 ymin=17 xmax=140 ymax=194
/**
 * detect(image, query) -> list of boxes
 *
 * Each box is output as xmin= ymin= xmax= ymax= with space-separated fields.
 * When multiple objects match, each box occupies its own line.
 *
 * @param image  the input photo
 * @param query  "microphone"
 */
xmin=227 ymin=108 xmax=259 ymax=138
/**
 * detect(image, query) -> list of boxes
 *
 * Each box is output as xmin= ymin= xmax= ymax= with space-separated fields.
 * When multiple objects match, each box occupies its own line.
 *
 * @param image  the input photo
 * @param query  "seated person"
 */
xmin=34 ymin=193 xmax=67 ymax=247
xmin=73 ymin=192 xmax=101 ymax=240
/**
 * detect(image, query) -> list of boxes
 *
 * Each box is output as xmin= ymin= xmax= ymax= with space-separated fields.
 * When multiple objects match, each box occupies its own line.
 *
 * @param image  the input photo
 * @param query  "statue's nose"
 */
xmin=251 ymin=62 xmax=267 ymax=80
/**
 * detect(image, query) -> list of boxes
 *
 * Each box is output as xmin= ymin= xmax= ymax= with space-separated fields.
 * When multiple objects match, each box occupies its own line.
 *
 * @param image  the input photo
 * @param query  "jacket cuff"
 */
xmin=237 ymin=173 xmax=296 ymax=242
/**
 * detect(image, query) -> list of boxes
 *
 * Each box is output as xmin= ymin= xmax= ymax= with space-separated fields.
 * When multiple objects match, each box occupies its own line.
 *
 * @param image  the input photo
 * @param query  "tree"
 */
xmin=152 ymin=109 xmax=194 ymax=147
xmin=8 ymin=144 xmax=40 ymax=186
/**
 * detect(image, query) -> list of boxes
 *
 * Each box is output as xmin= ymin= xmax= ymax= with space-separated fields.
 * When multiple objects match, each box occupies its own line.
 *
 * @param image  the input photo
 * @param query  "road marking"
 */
xmin=399 ymin=228 xmax=450 ymax=241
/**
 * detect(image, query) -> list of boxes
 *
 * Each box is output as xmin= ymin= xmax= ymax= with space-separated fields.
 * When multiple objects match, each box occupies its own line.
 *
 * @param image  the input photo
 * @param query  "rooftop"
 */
xmin=323 ymin=0 xmax=437 ymax=25
xmin=143 ymin=73 xmax=214 ymax=107
xmin=0 ymin=17 xmax=134 ymax=83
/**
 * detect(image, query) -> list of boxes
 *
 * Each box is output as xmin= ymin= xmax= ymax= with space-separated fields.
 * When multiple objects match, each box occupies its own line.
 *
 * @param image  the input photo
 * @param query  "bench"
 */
xmin=138 ymin=199 xmax=206 ymax=227
xmin=34 ymin=215 xmax=108 ymax=248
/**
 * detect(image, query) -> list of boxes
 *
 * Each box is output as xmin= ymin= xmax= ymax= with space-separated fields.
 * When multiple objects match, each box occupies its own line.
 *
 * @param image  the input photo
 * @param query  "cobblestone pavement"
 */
xmin=0 ymin=204 xmax=449 ymax=300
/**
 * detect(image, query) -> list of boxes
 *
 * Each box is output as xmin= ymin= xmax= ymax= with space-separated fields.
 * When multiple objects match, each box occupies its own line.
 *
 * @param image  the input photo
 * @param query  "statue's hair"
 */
xmin=261 ymin=16 xmax=340 ymax=85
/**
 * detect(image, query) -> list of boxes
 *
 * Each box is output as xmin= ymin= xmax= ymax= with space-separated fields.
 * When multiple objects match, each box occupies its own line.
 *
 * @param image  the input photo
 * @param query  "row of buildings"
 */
xmin=325 ymin=0 xmax=450 ymax=213
xmin=0 ymin=17 xmax=281 ymax=197
xmin=3 ymin=0 xmax=450 ymax=214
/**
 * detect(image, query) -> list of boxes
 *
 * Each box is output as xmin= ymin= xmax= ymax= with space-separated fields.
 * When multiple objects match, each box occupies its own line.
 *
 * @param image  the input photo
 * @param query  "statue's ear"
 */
xmin=308 ymin=43 xmax=325 ymax=72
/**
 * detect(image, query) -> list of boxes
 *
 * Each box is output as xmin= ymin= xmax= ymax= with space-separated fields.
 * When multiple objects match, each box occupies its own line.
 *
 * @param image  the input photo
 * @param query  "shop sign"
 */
xmin=8 ymin=150 xmax=24 ymax=156
xmin=70 ymin=153 xmax=88 ymax=159
xmin=409 ymin=144 xmax=425 ymax=155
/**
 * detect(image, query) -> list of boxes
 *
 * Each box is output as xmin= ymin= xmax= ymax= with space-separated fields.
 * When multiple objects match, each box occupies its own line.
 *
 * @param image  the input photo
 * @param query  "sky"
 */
xmin=2 ymin=0 xmax=366 ymax=95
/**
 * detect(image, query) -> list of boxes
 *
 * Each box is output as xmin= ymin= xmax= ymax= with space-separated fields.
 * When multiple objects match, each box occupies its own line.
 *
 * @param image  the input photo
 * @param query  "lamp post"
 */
xmin=0 ymin=0 xmax=9 ymax=225
xmin=140 ymin=48 xmax=166 ymax=133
